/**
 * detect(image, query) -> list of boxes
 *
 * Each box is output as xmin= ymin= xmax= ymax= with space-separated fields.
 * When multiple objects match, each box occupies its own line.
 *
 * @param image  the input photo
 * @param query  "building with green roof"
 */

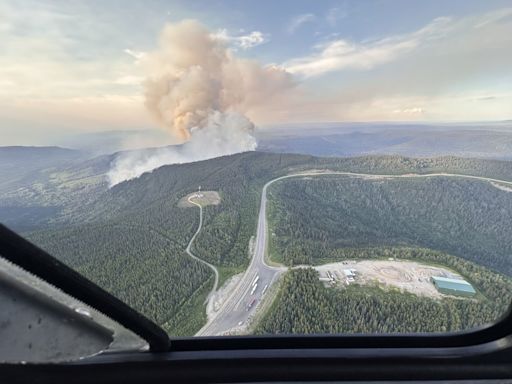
xmin=431 ymin=276 xmax=476 ymax=297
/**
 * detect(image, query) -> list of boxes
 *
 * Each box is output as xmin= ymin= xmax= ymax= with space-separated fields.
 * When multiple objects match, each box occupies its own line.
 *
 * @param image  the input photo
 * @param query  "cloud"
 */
xmin=283 ymin=16 xmax=453 ymax=77
xmin=284 ymin=8 xmax=512 ymax=81
xmin=475 ymin=96 xmax=497 ymax=101
xmin=326 ymin=6 xmax=348 ymax=27
xmin=1 ymin=0 xmax=511 ymax=138
xmin=123 ymin=49 xmax=146 ymax=60
xmin=262 ymin=90 xmax=512 ymax=125
xmin=392 ymin=107 xmax=424 ymax=115
xmin=287 ymin=13 xmax=316 ymax=34
xmin=212 ymin=29 xmax=269 ymax=49
xmin=0 ymin=94 xmax=150 ymax=139
xmin=271 ymin=7 xmax=512 ymax=123
xmin=237 ymin=31 xmax=268 ymax=49
xmin=114 ymin=75 xmax=144 ymax=85
xmin=474 ymin=7 xmax=512 ymax=28
xmin=0 ymin=1 xmax=143 ymax=101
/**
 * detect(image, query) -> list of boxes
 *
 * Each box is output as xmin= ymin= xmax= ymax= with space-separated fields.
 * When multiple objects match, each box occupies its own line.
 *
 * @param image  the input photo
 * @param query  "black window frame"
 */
xmin=1 ymin=223 xmax=512 ymax=383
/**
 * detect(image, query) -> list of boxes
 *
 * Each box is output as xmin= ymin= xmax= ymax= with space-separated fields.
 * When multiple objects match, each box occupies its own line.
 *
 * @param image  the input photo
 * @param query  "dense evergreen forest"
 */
xmin=28 ymin=152 xmax=317 ymax=333
xmin=20 ymin=152 xmax=512 ymax=335
xmin=257 ymin=265 xmax=512 ymax=334
xmin=268 ymin=176 xmax=512 ymax=275
xmin=262 ymin=172 xmax=512 ymax=335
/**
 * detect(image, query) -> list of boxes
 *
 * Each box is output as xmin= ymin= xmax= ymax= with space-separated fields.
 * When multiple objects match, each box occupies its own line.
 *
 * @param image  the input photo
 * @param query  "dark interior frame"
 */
xmin=1 ymin=223 xmax=511 ymax=383
xmin=0 ymin=224 xmax=170 ymax=352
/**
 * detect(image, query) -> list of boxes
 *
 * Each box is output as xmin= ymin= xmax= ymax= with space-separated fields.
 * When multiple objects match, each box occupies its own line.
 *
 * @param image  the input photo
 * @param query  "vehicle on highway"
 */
xmin=246 ymin=298 xmax=257 ymax=311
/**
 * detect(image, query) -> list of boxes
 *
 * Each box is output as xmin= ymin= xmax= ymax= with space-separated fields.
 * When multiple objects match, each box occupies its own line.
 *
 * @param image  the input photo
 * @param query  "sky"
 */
xmin=1 ymin=0 xmax=511 ymax=145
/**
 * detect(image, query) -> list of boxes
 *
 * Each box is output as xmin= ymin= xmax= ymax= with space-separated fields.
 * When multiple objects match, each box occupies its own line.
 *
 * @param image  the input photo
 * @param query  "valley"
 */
xmin=2 ymin=151 xmax=512 ymax=336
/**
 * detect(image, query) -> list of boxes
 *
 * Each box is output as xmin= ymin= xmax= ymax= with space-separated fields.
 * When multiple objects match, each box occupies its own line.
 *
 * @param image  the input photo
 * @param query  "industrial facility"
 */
xmin=315 ymin=261 xmax=478 ymax=299
xmin=431 ymin=276 xmax=476 ymax=297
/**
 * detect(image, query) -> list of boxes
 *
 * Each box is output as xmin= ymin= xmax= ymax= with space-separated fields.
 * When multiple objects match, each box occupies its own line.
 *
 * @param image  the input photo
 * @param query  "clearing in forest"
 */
xmin=178 ymin=191 xmax=221 ymax=207
xmin=314 ymin=259 xmax=469 ymax=299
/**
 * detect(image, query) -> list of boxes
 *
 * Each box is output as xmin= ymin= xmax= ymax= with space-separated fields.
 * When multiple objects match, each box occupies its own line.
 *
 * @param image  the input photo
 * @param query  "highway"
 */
xmin=195 ymin=170 xmax=512 ymax=336
xmin=195 ymin=177 xmax=286 ymax=336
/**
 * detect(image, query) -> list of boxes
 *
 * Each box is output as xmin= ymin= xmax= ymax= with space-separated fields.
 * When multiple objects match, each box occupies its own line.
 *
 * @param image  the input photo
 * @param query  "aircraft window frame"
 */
xmin=1 ymin=223 xmax=512 ymax=383
xmin=0 ymin=224 xmax=170 ymax=352
xmin=1 ymin=223 xmax=511 ymax=354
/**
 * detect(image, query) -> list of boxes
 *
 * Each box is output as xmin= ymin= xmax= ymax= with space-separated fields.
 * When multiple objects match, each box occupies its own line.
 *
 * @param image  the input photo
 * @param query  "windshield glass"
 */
xmin=1 ymin=0 xmax=511 ymax=350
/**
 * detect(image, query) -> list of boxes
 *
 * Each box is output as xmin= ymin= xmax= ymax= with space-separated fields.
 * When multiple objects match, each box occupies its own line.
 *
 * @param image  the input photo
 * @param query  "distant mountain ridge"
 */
xmin=0 ymin=146 xmax=86 ymax=193
xmin=258 ymin=126 xmax=512 ymax=159
xmin=0 ymin=145 xmax=81 ymax=161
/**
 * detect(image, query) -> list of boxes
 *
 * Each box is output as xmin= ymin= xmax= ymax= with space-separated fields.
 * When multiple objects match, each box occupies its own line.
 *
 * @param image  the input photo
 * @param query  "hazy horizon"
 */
xmin=1 ymin=0 xmax=512 ymax=148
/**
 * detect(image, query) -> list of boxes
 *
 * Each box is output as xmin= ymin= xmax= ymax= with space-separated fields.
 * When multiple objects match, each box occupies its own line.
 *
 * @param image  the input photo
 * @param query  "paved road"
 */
xmin=195 ymin=170 xmax=512 ymax=336
xmin=186 ymin=196 xmax=219 ymax=301
xmin=196 ymin=176 xmax=289 ymax=336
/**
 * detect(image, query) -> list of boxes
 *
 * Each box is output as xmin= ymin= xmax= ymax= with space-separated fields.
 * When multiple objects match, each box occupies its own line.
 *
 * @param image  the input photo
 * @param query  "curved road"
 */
xmin=196 ymin=171 xmax=512 ymax=336
xmin=186 ymin=196 xmax=219 ymax=302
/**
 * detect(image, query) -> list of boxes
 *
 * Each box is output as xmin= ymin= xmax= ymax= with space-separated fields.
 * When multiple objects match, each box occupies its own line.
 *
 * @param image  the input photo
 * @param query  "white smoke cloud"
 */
xmin=107 ymin=111 xmax=256 ymax=186
xmin=107 ymin=19 xmax=293 ymax=186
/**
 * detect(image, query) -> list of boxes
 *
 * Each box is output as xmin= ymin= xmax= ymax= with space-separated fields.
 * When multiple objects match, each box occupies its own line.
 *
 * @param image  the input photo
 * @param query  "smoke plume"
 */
xmin=108 ymin=20 xmax=293 ymax=186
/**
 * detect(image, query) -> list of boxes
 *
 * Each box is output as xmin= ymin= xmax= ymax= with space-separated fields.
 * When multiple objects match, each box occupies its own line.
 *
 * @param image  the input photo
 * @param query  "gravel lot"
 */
xmin=315 ymin=259 xmax=465 ymax=298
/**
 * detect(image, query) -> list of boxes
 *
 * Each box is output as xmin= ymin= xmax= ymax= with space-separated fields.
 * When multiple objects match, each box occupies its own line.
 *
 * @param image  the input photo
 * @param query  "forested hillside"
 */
xmin=268 ymin=175 xmax=512 ymax=275
xmin=26 ymin=152 xmax=316 ymax=333
xmin=262 ymin=171 xmax=512 ymax=335
xmin=17 ymin=152 xmax=512 ymax=335
xmin=258 ymin=263 xmax=512 ymax=334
